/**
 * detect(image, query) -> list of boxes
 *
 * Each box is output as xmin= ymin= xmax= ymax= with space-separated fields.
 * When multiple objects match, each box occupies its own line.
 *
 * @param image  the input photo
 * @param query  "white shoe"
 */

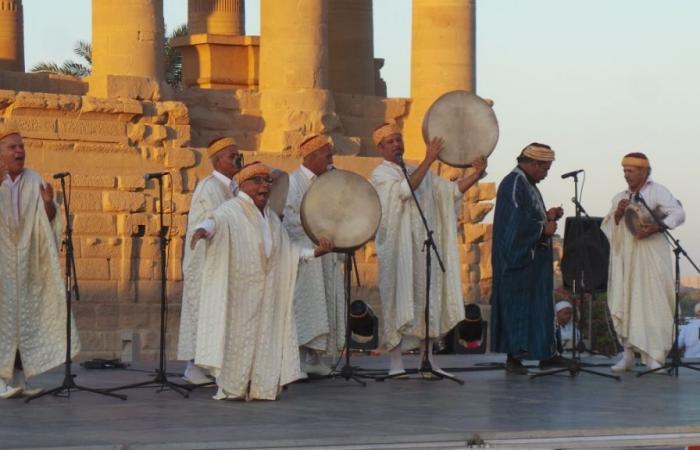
xmin=302 ymin=362 xmax=331 ymax=376
xmin=0 ymin=379 xmax=22 ymax=400
xmin=646 ymin=358 xmax=663 ymax=371
xmin=183 ymin=362 xmax=211 ymax=385
xmin=611 ymin=349 xmax=635 ymax=373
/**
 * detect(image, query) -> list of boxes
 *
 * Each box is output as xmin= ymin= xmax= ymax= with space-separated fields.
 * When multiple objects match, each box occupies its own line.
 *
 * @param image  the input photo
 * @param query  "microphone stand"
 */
xmin=107 ymin=173 xmax=192 ymax=397
xmin=376 ymin=160 xmax=463 ymax=385
xmin=634 ymin=192 xmax=700 ymax=377
xmin=532 ymin=172 xmax=620 ymax=381
xmin=26 ymin=175 xmax=127 ymax=402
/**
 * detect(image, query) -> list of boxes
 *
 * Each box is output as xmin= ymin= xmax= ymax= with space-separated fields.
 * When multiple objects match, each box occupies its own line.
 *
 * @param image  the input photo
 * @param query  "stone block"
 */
xmin=5 ymin=92 xmax=82 ymax=118
xmin=95 ymin=304 xmax=119 ymax=329
xmin=156 ymin=101 xmax=190 ymax=125
xmin=118 ymin=304 xmax=155 ymax=329
xmin=463 ymin=223 xmax=492 ymax=244
xmin=2 ymin=116 xmax=58 ymax=140
xmin=164 ymin=148 xmax=196 ymax=169
xmin=77 ymin=280 xmax=119 ymax=303
xmin=89 ymin=74 xmax=162 ymax=101
xmin=57 ymin=119 xmax=127 ymax=144
xmin=73 ymin=213 xmax=117 ymax=235
xmin=72 ymin=142 xmax=138 ymax=156
xmin=67 ymin=191 xmax=103 ymax=212
xmin=116 ymin=213 xmax=160 ymax=237
xmin=80 ymin=96 xmax=143 ymax=122
xmin=102 ymin=191 xmax=146 ymax=213
xmin=78 ymin=331 xmax=105 ymax=353
xmin=164 ymin=124 xmax=192 ymax=148
xmin=117 ymin=175 xmax=146 ymax=192
xmin=81 ymin=237 xmax=124 ymax=259
xmin=73 ymin=303 xmax=97 ymax=330
xmin=75 ymin=257 xmax=111 ymax=280
xmin=466 ymin=203 xmax=494 ymax=224
xmin=70 ymin=175 xmax=116 ymax=189
xmin=477 ymin=182 xmax=497 ymax=201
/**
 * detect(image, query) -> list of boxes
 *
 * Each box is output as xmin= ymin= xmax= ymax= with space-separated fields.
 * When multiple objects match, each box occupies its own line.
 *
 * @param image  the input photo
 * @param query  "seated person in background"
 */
xmin=679 ymin=303 xmax=700 ymax=358
xmin=555 ymin=301 xmax=580 ymax=352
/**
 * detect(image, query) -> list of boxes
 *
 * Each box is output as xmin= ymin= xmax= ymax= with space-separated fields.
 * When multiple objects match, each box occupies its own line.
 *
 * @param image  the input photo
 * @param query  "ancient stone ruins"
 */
xmin=0 ymin=0 xmax=496 ymax=360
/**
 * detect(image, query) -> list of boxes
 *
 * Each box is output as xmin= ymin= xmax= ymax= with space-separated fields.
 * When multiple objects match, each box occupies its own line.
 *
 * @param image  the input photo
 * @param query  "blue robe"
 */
xmin=490 ymin=167 xmax=555 ymax=360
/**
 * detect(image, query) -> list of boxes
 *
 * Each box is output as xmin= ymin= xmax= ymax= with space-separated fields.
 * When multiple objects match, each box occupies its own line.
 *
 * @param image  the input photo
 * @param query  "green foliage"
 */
xmin=30 ymin=24 xmax=188 ymax=90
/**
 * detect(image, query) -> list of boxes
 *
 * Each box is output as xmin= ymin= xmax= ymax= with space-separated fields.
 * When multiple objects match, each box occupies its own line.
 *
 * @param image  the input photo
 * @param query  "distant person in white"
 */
xmin=177 ymin=137 xmax=243 ymax=385
xmin=679 ymin=303 xmax=700 ymax=358
xmin=555 ymin=301 xmax=580 ymax=350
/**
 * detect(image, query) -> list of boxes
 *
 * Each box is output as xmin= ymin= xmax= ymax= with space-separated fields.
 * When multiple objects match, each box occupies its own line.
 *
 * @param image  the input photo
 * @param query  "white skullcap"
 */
xmin=555 ymin=301 xmax=572 ymax=313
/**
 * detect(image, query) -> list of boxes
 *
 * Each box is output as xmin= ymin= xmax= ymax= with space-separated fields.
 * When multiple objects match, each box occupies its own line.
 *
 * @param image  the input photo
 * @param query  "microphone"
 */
xmin=145 ymin=171 xmax=170 ymax=180
xmin=395 ymin=154 xmax=406 ymax=168
xmin=52 ymin=172 xmax=70 ymax=179
xmin=561 ymin=169 xmax=584 ymax=179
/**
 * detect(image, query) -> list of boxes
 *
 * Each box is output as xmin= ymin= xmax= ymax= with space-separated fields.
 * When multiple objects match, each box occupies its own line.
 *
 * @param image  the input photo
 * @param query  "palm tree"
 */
xmin=31 ymin=25 xmax=189 ymax=90
xmin=31 ymin=41 xmax=91 ymax=78
xmin=164 ymin=24 xmax=189 ymax=91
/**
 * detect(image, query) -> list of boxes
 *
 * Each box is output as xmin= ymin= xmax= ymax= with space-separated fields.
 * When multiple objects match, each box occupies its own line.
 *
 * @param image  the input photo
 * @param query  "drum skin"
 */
xmin=624 ymin=202 xmax=666 ymax=235
xmin=422 ymin=90 xmax=499 ymax=168
xmin=300 ymin=169 xmax=381 ymax=251
xmin=268 ymin=169 xmax=289 ymax=218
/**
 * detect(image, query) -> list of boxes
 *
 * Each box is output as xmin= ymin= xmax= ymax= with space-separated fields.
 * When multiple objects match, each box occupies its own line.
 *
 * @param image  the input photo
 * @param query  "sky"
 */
xmin=22 ymin=0 xmax=700 ymax=275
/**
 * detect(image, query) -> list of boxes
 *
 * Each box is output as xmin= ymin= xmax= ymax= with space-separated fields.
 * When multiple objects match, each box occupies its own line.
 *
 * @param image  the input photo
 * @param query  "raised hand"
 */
xmin=470 ymin=155 xmax=488 ymax=174
xmin=314 ymin=236 xmax=334 ymax=257
xmin=190 ymin=228 xmax=210 ymax=250
xmin=425 ymin=137 xmax=444 ymax=163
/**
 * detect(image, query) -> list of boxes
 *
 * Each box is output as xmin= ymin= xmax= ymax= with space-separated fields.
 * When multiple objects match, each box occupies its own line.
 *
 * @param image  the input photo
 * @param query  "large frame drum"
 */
xmin=422 ymin=90 xmax=499 ymax=168
xmin=300 ymin=169 xmax=381 ymax=252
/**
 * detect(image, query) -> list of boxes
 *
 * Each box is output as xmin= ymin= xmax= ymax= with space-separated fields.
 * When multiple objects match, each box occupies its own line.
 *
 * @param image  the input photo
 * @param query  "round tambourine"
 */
xmin=422 ymin=90 xmax=499 ymax=168
xmin=300 ymin=169 xmax=381 ymax=251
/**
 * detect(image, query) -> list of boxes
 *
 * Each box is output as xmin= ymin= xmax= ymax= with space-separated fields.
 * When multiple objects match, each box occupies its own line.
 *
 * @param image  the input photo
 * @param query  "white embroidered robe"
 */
xmin=0 ymin=169 xmax=79 ymax=380
xmin=283 ymin=167 xmax=345 ymax=355
xmin=601 ymin=179 xmax=684 ymax=363
xmin=177 ymin=174 xmax=235 ymax=361
xmin=194 ymin=197 xmax=303 ymax=400
xmin=370 ymin=161 xmax=465 ymax=351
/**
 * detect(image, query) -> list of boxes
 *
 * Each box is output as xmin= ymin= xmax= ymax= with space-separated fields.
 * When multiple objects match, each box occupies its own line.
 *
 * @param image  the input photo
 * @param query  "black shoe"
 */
xmin=506 ymin=357 xmax=528 ymax=375
xmin=538 ymin=355 xmax=568 ymax=369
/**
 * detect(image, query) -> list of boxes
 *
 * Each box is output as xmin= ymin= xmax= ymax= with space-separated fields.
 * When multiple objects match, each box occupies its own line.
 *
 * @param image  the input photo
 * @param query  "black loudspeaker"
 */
xmin=560 ymin=217 xmax=609 ymax=293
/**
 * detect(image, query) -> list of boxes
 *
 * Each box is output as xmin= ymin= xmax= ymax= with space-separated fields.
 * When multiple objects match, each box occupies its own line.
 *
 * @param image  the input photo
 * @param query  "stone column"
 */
xmin=188 ymin=0 xmax=244 ymax=35
xmin=259 ymin=0 xmax=358 ymax=154
xmin=328 ymin=0 xmax=374 ymax=96
xmin=90 ymin=0 xmax=165 ymax=99
xmin=404 ymin=0 xmax=476 ymax=160
xmin=0 ymin=0 xmax=24 ymax=72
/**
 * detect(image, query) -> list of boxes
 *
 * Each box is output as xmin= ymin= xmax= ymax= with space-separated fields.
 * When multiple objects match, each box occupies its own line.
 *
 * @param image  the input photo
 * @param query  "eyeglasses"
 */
xmin=247 ymin=175 xmax=273 ymax=185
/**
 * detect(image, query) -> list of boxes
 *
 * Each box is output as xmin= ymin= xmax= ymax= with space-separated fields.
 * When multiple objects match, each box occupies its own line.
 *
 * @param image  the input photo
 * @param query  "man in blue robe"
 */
xmin=490 ymin=143 xmax=563 ymax=374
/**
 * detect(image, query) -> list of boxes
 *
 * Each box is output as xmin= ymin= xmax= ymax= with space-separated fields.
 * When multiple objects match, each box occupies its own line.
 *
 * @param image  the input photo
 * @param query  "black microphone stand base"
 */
xmin=25 ymin=366 xmax=127 ymax=403
xmin=106 ymin=370 xmax=192 ymax=397
xmin=531 ymin=359 xmax=621 ymax=381
xmin=637 ymin=361 xmax=700 ymax=378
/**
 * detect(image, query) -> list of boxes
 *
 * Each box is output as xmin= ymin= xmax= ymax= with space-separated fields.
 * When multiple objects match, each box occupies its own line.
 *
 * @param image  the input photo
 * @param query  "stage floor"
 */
xmin=3 ymin=354 xmax=700 ymax=450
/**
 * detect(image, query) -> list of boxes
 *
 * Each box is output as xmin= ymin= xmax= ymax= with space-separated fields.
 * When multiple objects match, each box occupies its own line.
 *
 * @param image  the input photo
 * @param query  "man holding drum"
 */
xmin=370 ymin=123 xmax=487 ymax=377
xmin=601 ymin=152 xmax=684 ymax=372
xmin=189 ymin=162 xmax=333 ymax=400
xmin=177 ymin=137 xmax=243 ymax=385
xmin=490 ymin=143 xmax=563 ymax=375
xmin=283 ymin=134 xmax=345 ymax=376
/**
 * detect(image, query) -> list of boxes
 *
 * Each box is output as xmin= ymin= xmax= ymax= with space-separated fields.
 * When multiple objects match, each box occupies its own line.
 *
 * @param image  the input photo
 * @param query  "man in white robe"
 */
xmin=370 ymin=123 xmax=487 ymax=376
xmin=283 ymin=134 xmax=345 ymax=375
xmin=177 ymin=137 xmax=243 ymax=384
xmin=601 ymin=152 xmax=684 ymax=372
xmin=0 ymin=129 xmax=79 ymax=399
xmin=190 ymin=163 xmax=333 ymax=400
